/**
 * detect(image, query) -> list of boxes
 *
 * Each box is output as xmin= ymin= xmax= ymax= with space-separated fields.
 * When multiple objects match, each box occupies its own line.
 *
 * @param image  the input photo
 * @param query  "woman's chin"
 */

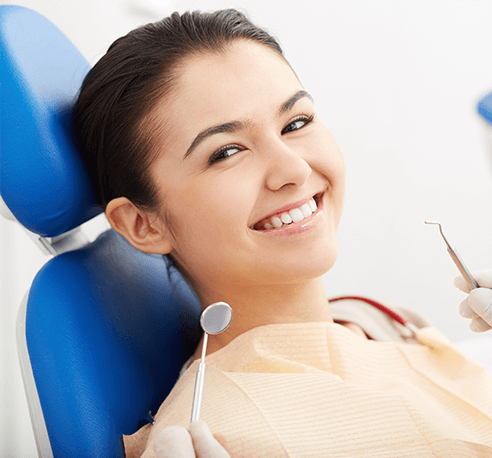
xmin=251 ymin=246 xmax=338 ymax=286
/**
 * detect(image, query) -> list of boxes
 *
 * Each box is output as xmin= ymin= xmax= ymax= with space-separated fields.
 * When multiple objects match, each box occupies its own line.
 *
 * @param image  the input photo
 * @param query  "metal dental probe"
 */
xmin=424 ymin=221 xmax=479 ymax=290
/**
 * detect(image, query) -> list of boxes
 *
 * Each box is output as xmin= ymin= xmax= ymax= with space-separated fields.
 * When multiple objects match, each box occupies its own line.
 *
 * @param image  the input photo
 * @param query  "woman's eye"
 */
xmin=209 ymin=145 xmax=243 ymax=164
xmin=281 ymin=114 xmax=315 ymax=135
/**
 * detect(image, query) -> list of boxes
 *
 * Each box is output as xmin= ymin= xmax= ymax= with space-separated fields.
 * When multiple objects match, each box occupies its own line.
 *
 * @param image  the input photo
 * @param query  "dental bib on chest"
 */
xmin=132 ymin=304 xmax=492 ymax=458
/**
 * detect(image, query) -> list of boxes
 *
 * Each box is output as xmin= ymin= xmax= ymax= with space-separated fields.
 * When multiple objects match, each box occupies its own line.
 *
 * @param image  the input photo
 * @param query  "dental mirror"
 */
xmin=191 ymin=302 xmax=233 ymax=422
xmin=200 ymin=301 xmax=233 ymax=335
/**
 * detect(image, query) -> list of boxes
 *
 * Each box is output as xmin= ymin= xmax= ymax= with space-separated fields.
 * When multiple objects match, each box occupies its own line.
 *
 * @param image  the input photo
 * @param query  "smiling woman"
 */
xmin=130 ymin=40 xmax=344 ymax=305
xmin=73 ymin=9 xmax=492 ymax=458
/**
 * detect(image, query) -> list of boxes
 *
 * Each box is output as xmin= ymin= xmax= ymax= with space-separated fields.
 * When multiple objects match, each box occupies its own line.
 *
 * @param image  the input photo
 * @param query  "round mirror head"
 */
xmin=200 ymin=302 xmax=233 ymax=335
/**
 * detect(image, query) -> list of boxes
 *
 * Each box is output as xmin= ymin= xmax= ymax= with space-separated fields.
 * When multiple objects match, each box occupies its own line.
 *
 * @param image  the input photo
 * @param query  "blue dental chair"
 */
xmin=0 ymin=5 xmax=202 ymax=457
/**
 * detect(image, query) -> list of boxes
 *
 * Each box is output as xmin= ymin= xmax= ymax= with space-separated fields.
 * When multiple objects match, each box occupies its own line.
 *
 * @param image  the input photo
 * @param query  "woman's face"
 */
xmin=149 ymin=40 xmax=345 ymax=294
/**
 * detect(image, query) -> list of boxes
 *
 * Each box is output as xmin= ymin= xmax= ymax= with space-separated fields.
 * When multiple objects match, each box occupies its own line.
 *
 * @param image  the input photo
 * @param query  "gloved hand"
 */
xmin=454 ymin=270 xmax=492 ymax=332
xmin=154 ymin=420 xmax=231 ymax=458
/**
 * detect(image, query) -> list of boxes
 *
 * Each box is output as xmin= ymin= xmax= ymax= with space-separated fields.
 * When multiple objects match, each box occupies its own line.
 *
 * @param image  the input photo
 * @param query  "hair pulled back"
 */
xmin=73 ymin=9 xmax=283 ymax=211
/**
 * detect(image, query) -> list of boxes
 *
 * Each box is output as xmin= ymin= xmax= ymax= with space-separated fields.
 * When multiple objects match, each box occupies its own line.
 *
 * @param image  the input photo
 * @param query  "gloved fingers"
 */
xmin=473 ymin=270 xmax=492 ymax=288
xmin=154 ymin=425 xmax=196 ymax=458
xmin=454 ymin=270 xmax=492 ymax=293
xmin=469 ymin=316 xmax=492 ymax=333
xmin=454 ymin=275 xmax=471 ymax=294
xmin=468 ymin=288 xmax=492 ymax=326
xmin=458 ymin=297 xmax=479 ymax=319
xmin=189 ymin=421 xmax=231 ymax=458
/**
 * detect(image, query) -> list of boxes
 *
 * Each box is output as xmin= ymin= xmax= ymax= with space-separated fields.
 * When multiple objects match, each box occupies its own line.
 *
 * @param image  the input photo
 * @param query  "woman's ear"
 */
xmin=105 ymin=197 xmax=173 ymax=254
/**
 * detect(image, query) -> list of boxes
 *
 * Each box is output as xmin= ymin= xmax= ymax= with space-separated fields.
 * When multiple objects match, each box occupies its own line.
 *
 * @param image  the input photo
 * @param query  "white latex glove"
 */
xmin=153 ymin=420 xmax=231 ymax=458
xmin=454 ymin=270 xmax=492 ymax=332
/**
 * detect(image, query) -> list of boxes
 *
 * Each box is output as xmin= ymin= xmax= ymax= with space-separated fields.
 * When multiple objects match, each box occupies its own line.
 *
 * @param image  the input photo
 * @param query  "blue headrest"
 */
xmin=0 ymin=5 xmax=101 ymax=237
xmin=478 ymin=90 xmax=492 ymax=126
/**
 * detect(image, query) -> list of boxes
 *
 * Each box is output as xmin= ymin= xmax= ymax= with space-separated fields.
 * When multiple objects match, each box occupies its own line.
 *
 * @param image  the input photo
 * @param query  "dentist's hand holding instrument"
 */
xmin=454 ymin=271 xmax=492 ymax=332
xmin=425 ymin=221 xmax=492 ymax=332
xmin=153 ymin=421 xmax=231 ymax=458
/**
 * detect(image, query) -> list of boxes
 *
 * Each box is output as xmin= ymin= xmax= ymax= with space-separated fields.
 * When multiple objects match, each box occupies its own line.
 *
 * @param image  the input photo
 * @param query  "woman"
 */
xmin=73 ymin=9 xmax=492 ymax=457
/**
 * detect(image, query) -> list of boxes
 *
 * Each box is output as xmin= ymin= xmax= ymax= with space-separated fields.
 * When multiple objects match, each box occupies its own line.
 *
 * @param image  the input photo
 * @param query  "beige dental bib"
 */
xmin=130 ymin=303 xmax=492 ymax=458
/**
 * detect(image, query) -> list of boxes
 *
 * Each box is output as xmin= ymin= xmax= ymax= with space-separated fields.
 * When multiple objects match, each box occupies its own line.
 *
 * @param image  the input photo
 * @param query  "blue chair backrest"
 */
xmin=26 ymin=230 xmax=201 ymax=457
xmin=0 ymin=5 xmax=202 ymax=457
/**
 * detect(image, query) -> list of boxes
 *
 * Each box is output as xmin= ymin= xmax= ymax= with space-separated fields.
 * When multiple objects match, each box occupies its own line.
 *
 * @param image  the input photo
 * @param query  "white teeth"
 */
xmin=257 ymin=196 xmax=319 ymax=230
xmin=289 ymin=208 xmax=304 ymax=223
xmin=300 ymin=203 xmax=312 ymax=218
xmin=280 ymin=213 xmax=292 ymax=224
xmin=271 ymin=216 xmax=283 ymax=228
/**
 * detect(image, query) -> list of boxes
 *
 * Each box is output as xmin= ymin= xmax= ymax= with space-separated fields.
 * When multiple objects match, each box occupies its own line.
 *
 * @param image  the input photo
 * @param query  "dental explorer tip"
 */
xmin=424 ymin=221 xmax=451 ymax=248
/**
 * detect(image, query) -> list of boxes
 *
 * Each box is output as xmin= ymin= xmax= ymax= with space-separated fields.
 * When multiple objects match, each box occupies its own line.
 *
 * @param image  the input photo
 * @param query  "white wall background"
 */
xmin=1 ymin=0 xmax=492 ymax=455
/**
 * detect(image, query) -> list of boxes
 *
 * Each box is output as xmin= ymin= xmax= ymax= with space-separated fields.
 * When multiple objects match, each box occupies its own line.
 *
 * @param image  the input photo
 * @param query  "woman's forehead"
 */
xmin=162 ymin=41 xmax=302 ymax=131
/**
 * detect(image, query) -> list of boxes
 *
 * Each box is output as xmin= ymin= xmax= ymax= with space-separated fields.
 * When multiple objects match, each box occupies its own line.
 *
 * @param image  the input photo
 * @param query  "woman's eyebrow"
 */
xmin=184 ymin=121 xmax=244 ymax=159
xmin=184 ymin=90 xmax=313 ymax=159
xmin=278 ymin=90 xmax=313 ymax=115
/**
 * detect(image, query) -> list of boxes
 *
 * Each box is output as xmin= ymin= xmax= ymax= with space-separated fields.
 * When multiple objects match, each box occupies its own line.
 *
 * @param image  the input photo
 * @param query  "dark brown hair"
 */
xmin=73 ymin=9 xmax=283 ymax=211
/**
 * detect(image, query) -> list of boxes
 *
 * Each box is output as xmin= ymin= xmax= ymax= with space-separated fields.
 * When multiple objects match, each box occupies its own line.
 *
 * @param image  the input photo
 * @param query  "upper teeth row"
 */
xmin=263 ymin=198 xmax=317 ymax=230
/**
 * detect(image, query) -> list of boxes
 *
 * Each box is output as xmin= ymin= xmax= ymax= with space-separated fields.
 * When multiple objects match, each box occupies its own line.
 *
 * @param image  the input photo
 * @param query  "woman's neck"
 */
xmin=193 ymin=276 xmax=332 ymax=359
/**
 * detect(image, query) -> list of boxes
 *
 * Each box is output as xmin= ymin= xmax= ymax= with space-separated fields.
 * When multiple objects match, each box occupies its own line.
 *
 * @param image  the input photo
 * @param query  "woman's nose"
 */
xmin=263 ymin=140 xmax=312 ymax=192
